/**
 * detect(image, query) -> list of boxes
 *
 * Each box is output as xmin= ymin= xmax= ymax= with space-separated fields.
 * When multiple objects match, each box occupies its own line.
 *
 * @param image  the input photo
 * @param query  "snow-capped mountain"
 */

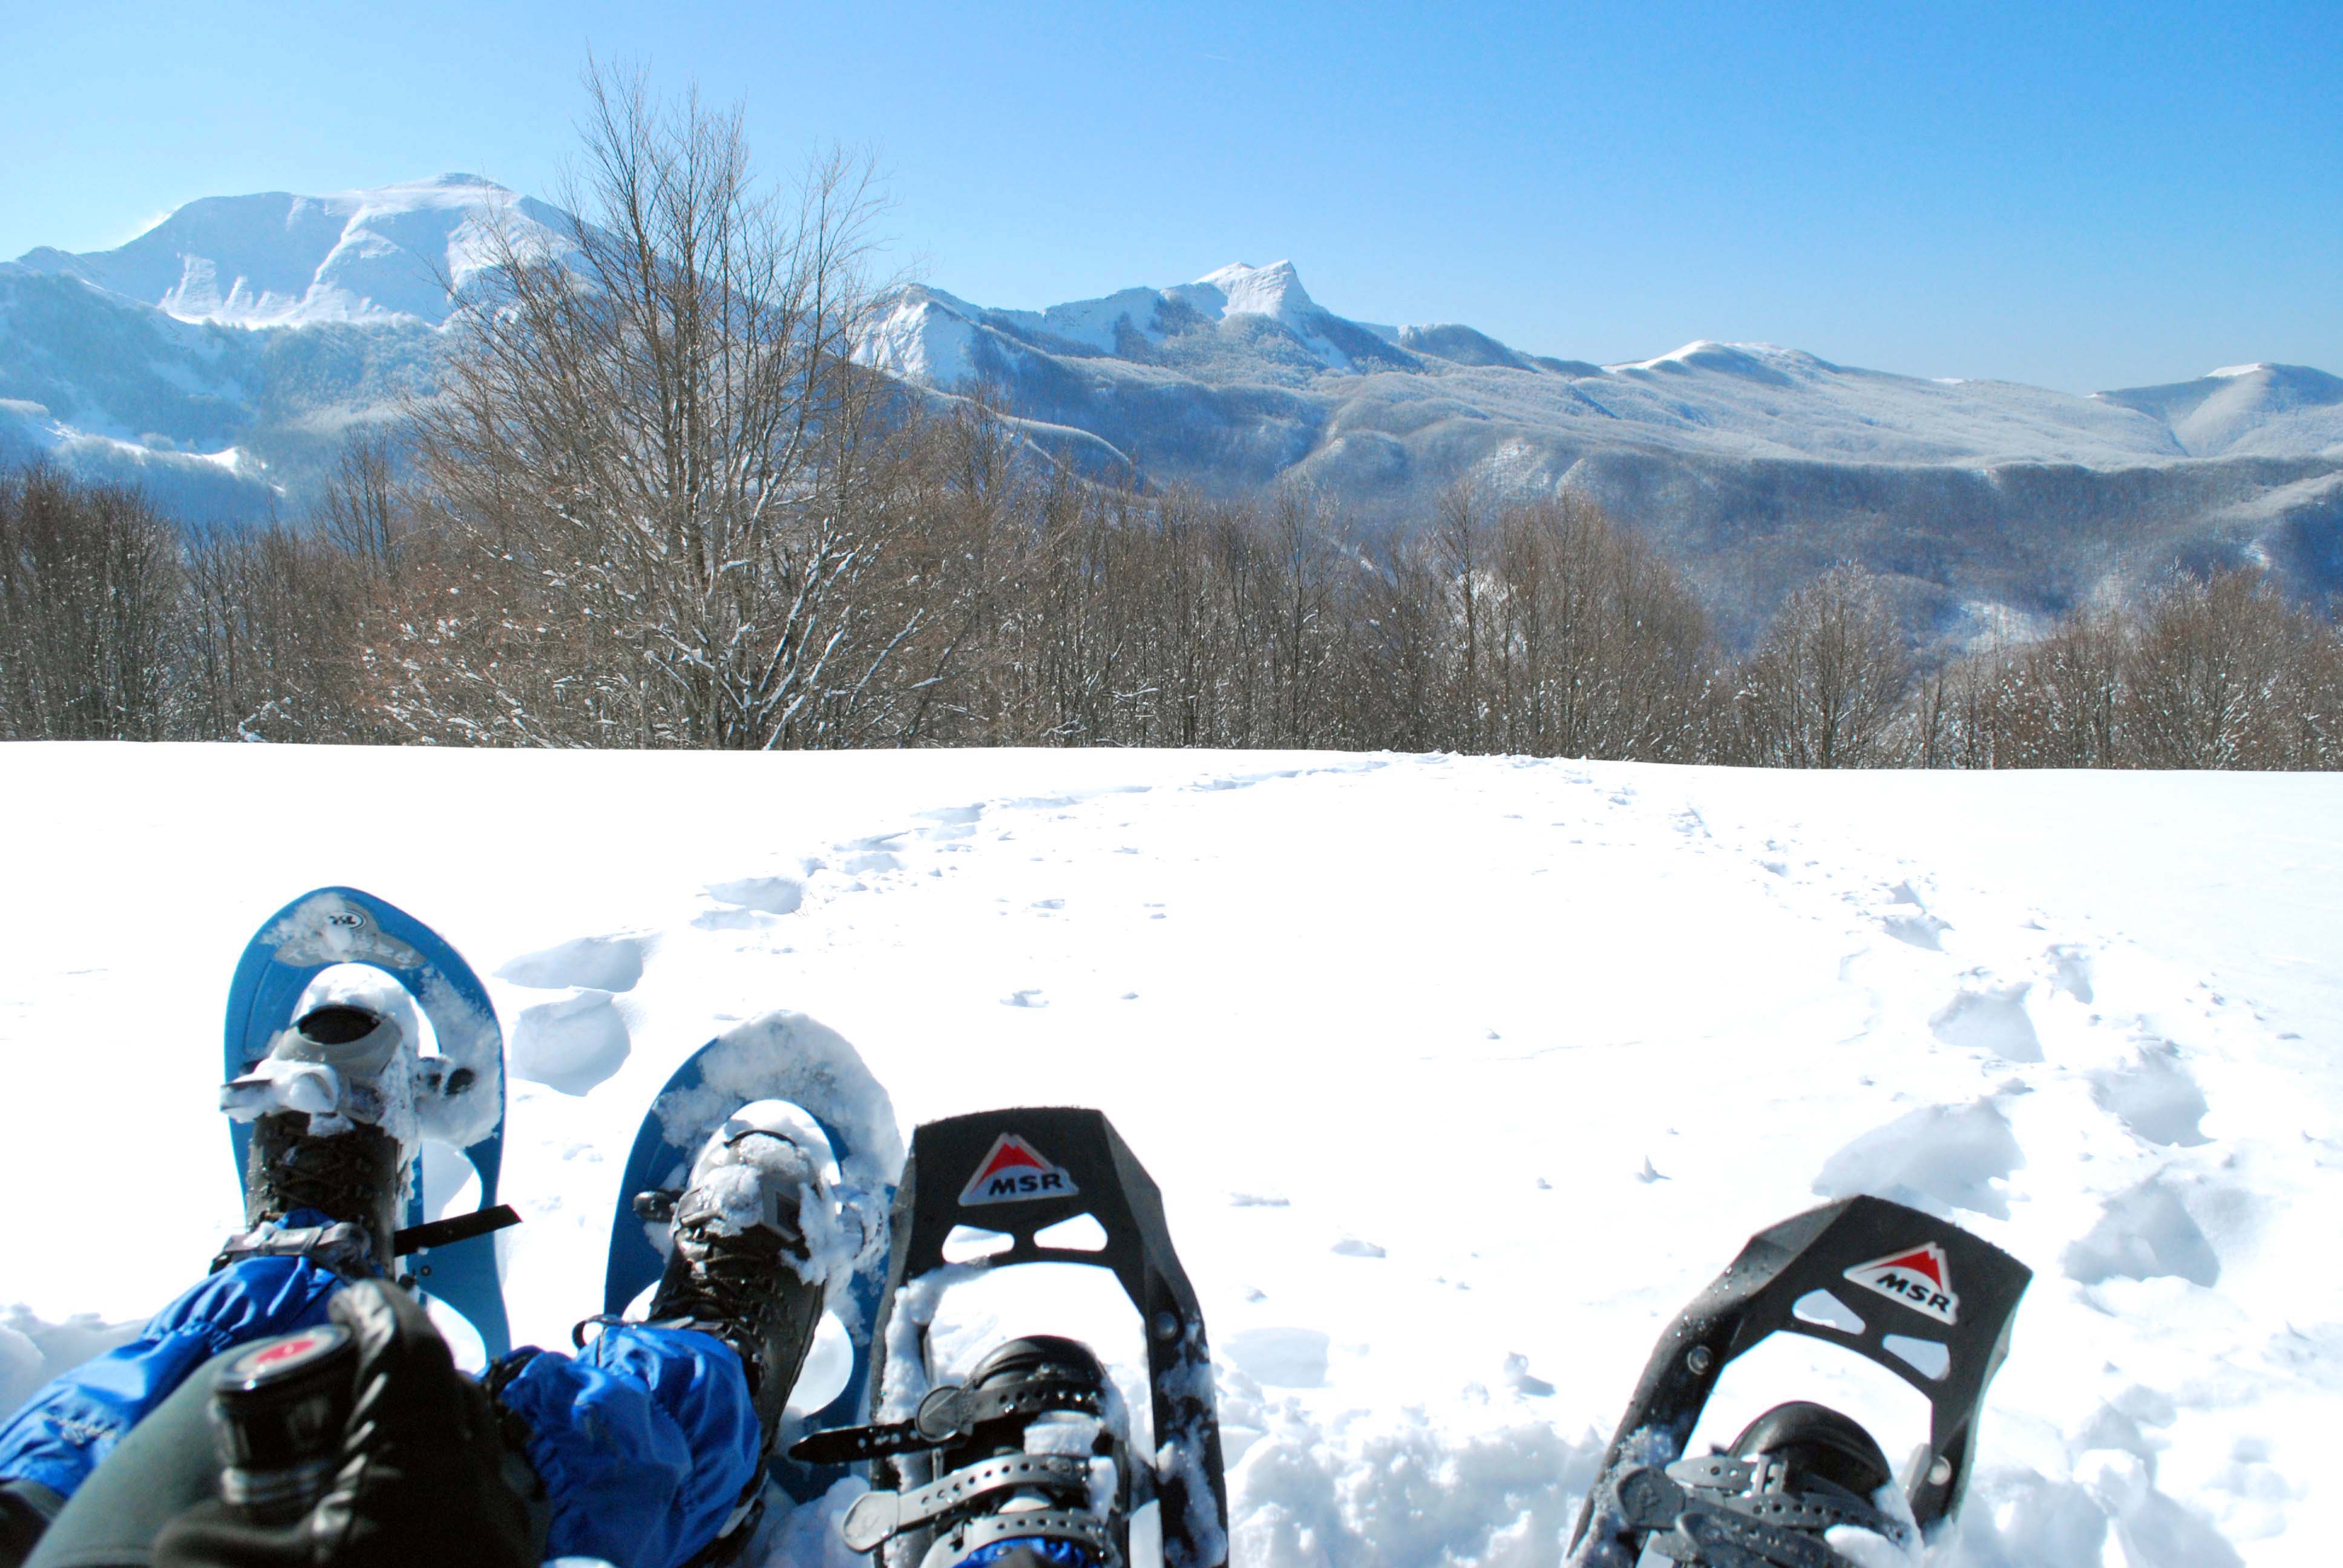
xmin=868 ymin=264 xmax=2342 ymax=638
xmin=0 ymin=176 xmax=573 ymax=519
xmin=15 ymin=174 xmax=571 ymax=330
xmin=5 ymin=180 xmax=2339 ymax=639
xmin=873 ymin=271 xmax=2343 ymax=469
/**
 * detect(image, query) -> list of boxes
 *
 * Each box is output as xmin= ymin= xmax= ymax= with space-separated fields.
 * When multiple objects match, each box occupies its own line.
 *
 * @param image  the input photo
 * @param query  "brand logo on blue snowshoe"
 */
xmin=960 ymin=1133 xmax=1081 ymax=1206
xmin=1843 ymin=1243 xmax=1959 ymax=1325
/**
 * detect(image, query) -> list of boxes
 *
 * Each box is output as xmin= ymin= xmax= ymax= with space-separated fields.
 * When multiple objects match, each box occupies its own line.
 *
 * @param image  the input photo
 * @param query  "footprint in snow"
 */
xmin=2089 ymin=1037 xmax=2210 ymax=1146
xmin=1331 ymin=1237 xmax=1386 ymax=1258
xmin=2063 ymin=1174 xmax=2223 ymax=1287
xmin=1812 ymin=1097 xmax=2025 ymax=1221
xmin=497 ymin=932 xmax=650 ymax=993
xmin=1931 ymin=982 xmax=2043 ymax=1062
xmin=1880 ymin=881 xmax=1950 ymax=950
xmin=1001 ymin=989 xmax=1047 ymax=1008
xmin=704 ymin=875 xmax=804 ymax=916
xmin=1504 ymin=1352 xmax=1556 ymax=1397
xmin=510 ymin=988 xmax=631 ymax=1096
xmin=2048 ymin=945 xmax=2096 ymax=1003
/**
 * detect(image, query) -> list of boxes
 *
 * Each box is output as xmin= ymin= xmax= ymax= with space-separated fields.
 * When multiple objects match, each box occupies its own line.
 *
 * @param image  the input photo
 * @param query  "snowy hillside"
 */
xmin=869 ymin=267 xmax=2343 ymax=470
xmin=1 ymin=745 xmax=2336 ymax=1567
xmin=0 ymin=175 xmax=566 ymax=519
xmin=5 ymin=178 xmax=2341 ymax=621
xmin=861 ymin=265 xmax=2343 ymax=635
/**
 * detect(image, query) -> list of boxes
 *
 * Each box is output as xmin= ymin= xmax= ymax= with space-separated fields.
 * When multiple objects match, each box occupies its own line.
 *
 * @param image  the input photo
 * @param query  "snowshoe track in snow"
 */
xmin=1 ymin=750 xmax=2336 ymax=1566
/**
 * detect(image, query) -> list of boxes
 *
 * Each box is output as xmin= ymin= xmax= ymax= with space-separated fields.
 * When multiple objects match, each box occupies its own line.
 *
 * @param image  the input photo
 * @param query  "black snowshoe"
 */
xmin=1567 ymin=1195 xmax=2031 ymax=1568
xmin=791 ymin=1107 xmax=1229 ymax=1568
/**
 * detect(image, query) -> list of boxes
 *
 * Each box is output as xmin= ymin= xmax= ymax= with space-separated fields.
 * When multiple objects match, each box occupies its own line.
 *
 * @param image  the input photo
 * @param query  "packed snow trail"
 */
xmin=1 ymin=746 xmax=2336 ymax=1567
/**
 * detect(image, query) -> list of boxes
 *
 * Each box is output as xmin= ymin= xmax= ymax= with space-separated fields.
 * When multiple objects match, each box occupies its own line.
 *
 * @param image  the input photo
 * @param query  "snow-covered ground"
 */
xmin=0 ymin=745 xmax=2336 ymax=1568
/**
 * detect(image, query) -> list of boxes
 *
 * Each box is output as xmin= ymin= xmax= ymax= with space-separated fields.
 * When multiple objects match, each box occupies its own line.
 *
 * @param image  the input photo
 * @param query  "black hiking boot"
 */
xmin=644 ymin=1101 xmax=834 ymax=1448
xmin=218 ymin=1001 xmax=413 ymax=1276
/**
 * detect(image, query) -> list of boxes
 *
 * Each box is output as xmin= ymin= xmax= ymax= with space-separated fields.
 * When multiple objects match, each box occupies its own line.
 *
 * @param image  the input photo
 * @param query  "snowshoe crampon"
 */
xmin=790 ymin=1107 xmax=1229 ymax=1568
xmin=1566 ymin=1195 xmax=2031 ymax=1567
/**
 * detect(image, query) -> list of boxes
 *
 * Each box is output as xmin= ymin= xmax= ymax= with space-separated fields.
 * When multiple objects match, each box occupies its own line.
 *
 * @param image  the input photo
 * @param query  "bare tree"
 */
xmin=412 ymin=64 xmax=916 ymax=748
xmin=315 ymin=428 xmax=408 ymax=576
xmin=1432 ymin=481 xmax=1491 ymax=752
xmin=1484 ymin=491 xmax=1717 ymax=760
xmin=2125 ymin=569 xmax=2319 ymax=769
xmin=0 ymin=466 xmax=183 ymax=740
xmin=1734 ymin=564 xmax=1913 ymax=767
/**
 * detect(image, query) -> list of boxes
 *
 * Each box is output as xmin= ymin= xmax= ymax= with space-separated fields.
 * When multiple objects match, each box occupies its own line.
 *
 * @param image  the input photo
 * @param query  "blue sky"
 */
xmin=7 ymin=1 xmax=2337 ymax=391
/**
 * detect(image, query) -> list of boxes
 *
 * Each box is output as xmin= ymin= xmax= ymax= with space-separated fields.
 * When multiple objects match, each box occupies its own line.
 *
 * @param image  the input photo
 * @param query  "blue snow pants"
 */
xmin=0 ymin=1257 xmax=759 ymax=1568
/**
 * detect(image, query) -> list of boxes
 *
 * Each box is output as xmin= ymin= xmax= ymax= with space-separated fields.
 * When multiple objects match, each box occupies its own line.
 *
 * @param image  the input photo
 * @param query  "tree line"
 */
xmin=7 ymin=448 xmax=2339 ymax=768
xmin=5 ymin=69 xmax=2338 ymax=768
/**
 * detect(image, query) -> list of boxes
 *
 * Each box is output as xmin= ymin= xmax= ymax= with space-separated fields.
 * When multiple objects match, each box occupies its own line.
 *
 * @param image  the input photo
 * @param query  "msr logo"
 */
xmin=1844 ymin=1242 xmax=1959 ymax=1326
xmin=959 ymin=1133 xmax=1081 ymax=1207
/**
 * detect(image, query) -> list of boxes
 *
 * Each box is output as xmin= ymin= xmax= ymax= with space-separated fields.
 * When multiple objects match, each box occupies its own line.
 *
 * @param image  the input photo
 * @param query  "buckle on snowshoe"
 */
xmin=939 ymin=1511 xmax=1119 ymax=1568
xmin=212 ymin=1221 xmax=379 ymax=1278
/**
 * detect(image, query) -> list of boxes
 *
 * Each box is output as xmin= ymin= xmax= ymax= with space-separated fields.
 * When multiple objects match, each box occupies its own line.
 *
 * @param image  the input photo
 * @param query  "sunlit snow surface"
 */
xmin=0 ymin=746 xmax=2336 ymax=1567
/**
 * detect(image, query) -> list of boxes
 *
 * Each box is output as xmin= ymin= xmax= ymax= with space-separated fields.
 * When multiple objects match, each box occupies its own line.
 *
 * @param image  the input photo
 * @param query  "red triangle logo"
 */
xmin=1842 ymin=1241 xmax=1959 ymax=1325
xmin=958 ymin=1134 xmax=1080 ymax=1206
xmin=1874 ymin=1247 xmax=1944 ymax=1289
xmin=976 ymin=1140 xmax=1049 ymax=1180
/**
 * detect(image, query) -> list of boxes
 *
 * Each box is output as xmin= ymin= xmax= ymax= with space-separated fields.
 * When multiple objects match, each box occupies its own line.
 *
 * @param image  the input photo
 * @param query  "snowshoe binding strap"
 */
xmin=393 ymin=1203 xmax=522 ymax=1256
xmin=1604 ymin=1400 xmax=1913 ymax=1568
xmin=212 ymin=1220 xmax=379 ymax=1278
xmin=799 ymin=1336 xmax=1129 ymax=1568
xmin=841 ymin=1454 xmax=1096 ymax=1551
xmin=932 ymin=1511 xmax=1119 ymax=1568
xmin=790 ymin=1369 xmax=1109 ymax=1465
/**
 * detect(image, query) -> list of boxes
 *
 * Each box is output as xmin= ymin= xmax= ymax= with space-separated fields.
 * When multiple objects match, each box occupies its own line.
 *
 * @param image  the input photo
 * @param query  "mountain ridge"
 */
xmin=5 ymin=177 xmax=2340 ymax=642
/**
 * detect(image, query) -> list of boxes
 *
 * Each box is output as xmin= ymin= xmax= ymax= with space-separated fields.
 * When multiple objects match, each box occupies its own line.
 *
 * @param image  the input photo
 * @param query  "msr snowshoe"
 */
xmin=1567 ymin=1195 xmax=2030 ymax=1568
xmin=792 ymin=1106 xmax=1228 ymax=1568
xmin=639 ymin=1100 xmax=837 ymax=1446
xmin=798 ymin=1334 xmax=1129 ymax=1568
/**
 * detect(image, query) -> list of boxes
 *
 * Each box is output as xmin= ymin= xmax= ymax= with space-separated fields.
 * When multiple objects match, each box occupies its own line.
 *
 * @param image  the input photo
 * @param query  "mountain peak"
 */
xmin=1183 ymin=260 xmax=1317 ymax=324
xmin=15 ymin=177 xmax=568 ymax=330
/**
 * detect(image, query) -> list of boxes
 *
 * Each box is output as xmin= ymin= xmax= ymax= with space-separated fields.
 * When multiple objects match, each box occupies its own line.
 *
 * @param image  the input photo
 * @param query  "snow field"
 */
xmin=0 ymin=745 xmax=2336 ymax=1567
